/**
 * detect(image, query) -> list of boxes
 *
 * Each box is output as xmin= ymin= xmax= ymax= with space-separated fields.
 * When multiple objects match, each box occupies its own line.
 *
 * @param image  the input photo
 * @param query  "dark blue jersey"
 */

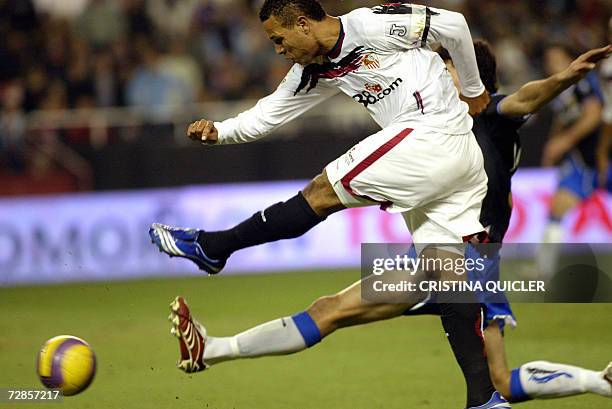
xmin=473 ymin=94 xmax=526 ymax=243
xmin=549 ymin=71 xmax=603 ymax=167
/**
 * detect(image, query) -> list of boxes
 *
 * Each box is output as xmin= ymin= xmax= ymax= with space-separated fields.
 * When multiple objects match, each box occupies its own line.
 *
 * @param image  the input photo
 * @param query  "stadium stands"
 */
xmin=0 ymin=0 xmax=609 ymax=193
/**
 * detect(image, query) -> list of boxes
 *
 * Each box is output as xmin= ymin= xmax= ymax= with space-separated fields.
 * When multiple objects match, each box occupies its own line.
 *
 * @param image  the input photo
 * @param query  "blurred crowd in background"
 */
xmin=0 ymin=0 xmax=610 ymax=193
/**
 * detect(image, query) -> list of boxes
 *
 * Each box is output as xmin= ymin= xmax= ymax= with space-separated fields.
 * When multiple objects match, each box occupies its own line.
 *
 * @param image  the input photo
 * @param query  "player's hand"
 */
xmin=542 ymin=135 xmax=573 ymax=166
xmin=187 ymin=119 xmax=218 ymax=144
xmin=561 ymin=44 xmax=612 ymax=82
xmin=460 ymin=91 xmax=490 ymax=116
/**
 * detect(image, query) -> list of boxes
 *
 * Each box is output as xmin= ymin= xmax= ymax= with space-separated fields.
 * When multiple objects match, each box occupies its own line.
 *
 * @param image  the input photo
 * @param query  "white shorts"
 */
xmin=325 ymin=124 xmax=487 ymax=244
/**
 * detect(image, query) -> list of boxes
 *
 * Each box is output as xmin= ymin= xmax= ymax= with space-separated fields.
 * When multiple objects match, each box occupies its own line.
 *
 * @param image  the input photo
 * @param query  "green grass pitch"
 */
xmin=1 ymin=269 xmax=610 ymax=408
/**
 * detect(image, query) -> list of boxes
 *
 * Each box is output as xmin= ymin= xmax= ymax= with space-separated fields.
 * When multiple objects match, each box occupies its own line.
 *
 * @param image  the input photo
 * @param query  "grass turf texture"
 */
xmin=1 ymin=269 xmax=610 ymax=409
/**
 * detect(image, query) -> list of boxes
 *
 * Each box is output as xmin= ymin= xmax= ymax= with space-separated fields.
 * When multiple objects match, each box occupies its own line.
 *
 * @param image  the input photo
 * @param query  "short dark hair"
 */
xmin=259 ymin=0 xmax=326 ymax=27
xmin=437 ymin=40 xmax=498 ymax=94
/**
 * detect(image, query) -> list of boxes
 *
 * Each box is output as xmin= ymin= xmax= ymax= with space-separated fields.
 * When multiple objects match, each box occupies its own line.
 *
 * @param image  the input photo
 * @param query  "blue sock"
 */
xmin=509 ymin=367 xmax=532 ymax=403
xmin=291 ymin=311 xmax=321 ymax=347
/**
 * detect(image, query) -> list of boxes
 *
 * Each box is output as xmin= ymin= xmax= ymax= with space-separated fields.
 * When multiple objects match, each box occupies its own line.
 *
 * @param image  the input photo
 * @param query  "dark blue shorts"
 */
xmin=558 ymin=154 xmax=612 ymax=199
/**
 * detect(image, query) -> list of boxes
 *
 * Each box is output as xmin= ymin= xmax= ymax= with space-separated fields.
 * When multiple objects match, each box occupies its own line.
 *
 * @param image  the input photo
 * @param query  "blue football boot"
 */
xmin=149 ymin=223 xmax=226 ymax=274
xmin=467 ymin=392 xmax=511 ymax=409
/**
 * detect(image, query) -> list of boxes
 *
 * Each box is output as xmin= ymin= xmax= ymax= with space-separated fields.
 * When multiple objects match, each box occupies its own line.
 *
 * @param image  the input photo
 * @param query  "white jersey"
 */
xmin=215 ymin=4 xmax=485 ymax=144
xmin=601 ymin=56 xmax=612 ymax=124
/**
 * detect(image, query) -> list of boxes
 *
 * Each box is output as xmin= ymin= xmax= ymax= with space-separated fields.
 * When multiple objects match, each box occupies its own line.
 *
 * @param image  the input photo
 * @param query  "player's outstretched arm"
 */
xmin=188 ymin=64 xmax=338 ymax=146
xmin=597 ymin=122 xmax=612 ymax=186
xmin=599 ymin=80 xmax=612 ymax=185
xmin=499 ymin=45 xmax=612 ymax=118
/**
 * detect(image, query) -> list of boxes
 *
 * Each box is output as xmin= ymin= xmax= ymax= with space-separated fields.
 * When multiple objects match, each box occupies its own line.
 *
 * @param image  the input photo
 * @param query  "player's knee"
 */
xmin=489 ymin=366 xmax=511 ymax=399
xmin=307 ymin=295 xmax=340 ymax=320
xmin=550 ymin=189 xmax=580 ymax=218
xmin=302 ymin=171 xmax=344 ymax=217
xmin=550 ymin=198 xmax=570 ymax=218
xmin=306 ymin=294 xmax=342 ymax=333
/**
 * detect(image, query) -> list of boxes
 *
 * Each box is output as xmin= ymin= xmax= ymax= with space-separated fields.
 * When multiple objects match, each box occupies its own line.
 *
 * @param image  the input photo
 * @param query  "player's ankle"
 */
xmin=196 ymin=231 xmax=232 ymax=260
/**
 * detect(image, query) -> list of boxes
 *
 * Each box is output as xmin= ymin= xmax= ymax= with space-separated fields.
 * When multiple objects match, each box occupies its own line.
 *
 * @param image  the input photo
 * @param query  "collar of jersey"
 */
xmin=326 ymin=18 xmax=345 ymax=60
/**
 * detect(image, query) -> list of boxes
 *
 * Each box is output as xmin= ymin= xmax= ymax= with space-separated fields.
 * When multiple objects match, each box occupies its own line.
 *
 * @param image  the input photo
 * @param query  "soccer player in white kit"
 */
xmin=199 ymin=3 xmax=488 ymax=245
xmin=150 ymin=2 xmax=503 ymax=407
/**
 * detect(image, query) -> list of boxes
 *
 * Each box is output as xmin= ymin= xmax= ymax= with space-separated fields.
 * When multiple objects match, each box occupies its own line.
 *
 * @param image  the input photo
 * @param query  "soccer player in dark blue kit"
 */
xmin=537 ymin=43 xmax=612 ymax=274
xmin=157 ymin=39 xmax=612 ymax=407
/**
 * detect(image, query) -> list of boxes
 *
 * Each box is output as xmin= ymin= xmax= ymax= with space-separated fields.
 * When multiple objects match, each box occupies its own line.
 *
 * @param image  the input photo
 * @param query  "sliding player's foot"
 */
xmin=169 ymin=296 xmax=208 ymax=373
xmin=149 ymin=223 xmax=226 ymax=274
xmin=467 ymin=391 xmax=511 ymax=409
xmin=602 ymin=362 xmax=612 ymax=396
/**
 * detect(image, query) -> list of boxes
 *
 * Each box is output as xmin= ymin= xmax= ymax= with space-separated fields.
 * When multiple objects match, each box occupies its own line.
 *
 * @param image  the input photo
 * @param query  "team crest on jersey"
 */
xmin=364 ymin=83 xmax=383 ymax=93
xmin=361 ymin=54 xmax=380 ymax=70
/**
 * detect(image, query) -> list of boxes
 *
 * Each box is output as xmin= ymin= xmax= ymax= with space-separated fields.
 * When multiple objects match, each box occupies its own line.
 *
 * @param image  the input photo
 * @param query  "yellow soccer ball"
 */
xmin=37 ymin=335 xmax=96 ymax=396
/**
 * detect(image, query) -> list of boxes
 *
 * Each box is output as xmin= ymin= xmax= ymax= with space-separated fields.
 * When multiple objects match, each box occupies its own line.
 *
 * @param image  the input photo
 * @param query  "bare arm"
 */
xmin=597 ymin=122 xmax=612 ymax=186
xmin=499 ymin=45 xmax=611 ymax=118
xmin=598 ymin=52 xmax=612 ymax=184
xmin=601 ymin=122 xmax=612 ymax=154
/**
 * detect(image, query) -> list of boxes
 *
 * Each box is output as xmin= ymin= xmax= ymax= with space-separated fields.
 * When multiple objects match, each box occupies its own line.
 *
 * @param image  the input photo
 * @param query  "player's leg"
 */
xmin=193 ymin=170 xmax=345 ymax=258
xmin=541 ymin=187 xmax=578 ymax=245
xmin=407 ymin=243 xmax=517 ymax=402
xmin=149 ymin=169 xmax=354 ymax=273
xmin=161 ymin=126 xmax=426 ymax=370
xmin=169 ymin=274 xmax=424 ymax=371
xmin=460 ymin=238 xmax=612 ymax=403
xmin=307 ymin=271 xmax=427 ymax=337
xmin=549 ymin=188 xmax=582 ymax=220
xmin=484 ymin=323 xmax=512 ymax=399
xmin=330 ymin=124 xmax=510 ymax=407
xmin=508 ymin=359 xmax=612 ymax=401
xmin=537 ymin=156 xmax=591 ymax=277
xmin=537 ymin=187 xmax=580 ymax=274
xmin=340 ymin=126 xmax=499 ymax=408
xmin=168 ymin=125 xmax=502 ymax=405
xmin=484 ymin=320 xmax=612 ymax=402
xmin=168 ymin=295 xmax=317 ymax=372
xmin=430 ymin=247 xmax=498 ymax=408
xmin=344 ymin=125 xmax=500 ymax=408
xmin=392 ymin=132 xmax=499 ymax=408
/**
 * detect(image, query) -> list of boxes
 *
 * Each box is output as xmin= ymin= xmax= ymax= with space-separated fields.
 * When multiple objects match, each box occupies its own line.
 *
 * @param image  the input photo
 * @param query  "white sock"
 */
xmin=203 ymin=317 xmax=308 ymax=365
xmin=515 ymin=361 xmax=612 ymax=399
xmin=536 ymin=222 xmax=564 ymax=279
